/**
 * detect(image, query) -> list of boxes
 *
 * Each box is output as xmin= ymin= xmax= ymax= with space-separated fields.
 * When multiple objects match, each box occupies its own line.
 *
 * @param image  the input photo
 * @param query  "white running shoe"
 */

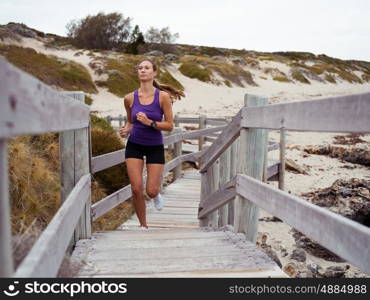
xmin=139 ymin=226 xmax=148 ymax=230
xmin=153 ymin=193 xmax=164 ymax=211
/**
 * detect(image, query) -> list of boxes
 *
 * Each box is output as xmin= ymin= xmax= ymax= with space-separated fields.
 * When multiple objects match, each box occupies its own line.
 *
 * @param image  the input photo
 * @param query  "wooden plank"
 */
xmin=162 ymin=201 xmax=199 ymax=208
xmin=182 ymin=125 xmax=227 ymax=140
xmin=77 ymin=252 xmax=275 ymax=275
xmin=174 ymin=117 xmax=199 ymax=124
xmin=15 ymin=174 xmax=91 ymax=277
xmin=241 ymin=92 xmax=370 ymax=132
xmin=199 ymin=111 xmax=242 ymax=172
xmin=163 ymin=155 xmax=182 ymax=174
xmin=267 ymin=159 xmax=279 ymax=181
xmin=163 ymin=150 xmax=205 ymax=175
xmin=234 ymin=94 xmax=268 ymax=243
xmin=87 ymin=266 xmax=286 ymax=278
xmin=0 ymin=139 xmax=13 ymax=276
xmin=236 ymin=174 xmax=370 ymax=274
xmin=206 ymin=119 xmax=228 ymax=126
xmin=147 ymin=207 xmax=198 ymax=215
xmin=92 ymin=184 xmax=132 ymax=221
xmin=84 ymin=236 xmax=244 ymax=249
xmin=163 ymin=125 xmax=225 ymax=145
xmin=205 ymin=136 xmax=216 ymax=143
xmin=93 ymin=231 xmax=229 ymax=241
xmin=208 ymin=132 xmax=221 ymax=138
xmin=0 ymin=58 xmax=89 ymax=138
xmin=91 ymin=149 xmax=125 ymax=174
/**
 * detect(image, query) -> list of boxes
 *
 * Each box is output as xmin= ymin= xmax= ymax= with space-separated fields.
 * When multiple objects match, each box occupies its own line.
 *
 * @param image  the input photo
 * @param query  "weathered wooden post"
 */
xmin=199 ymin=159 xmax=219 ymax=228
xmin=228 ymin=137 xmax=239 ymax=225
xmin=173 ymin=127 xmax=182 ymax=181
xmin=262 ymin=132 xmax=269 ymax=183
xmin=199 ymin=168 xmax=210 ymax=227
xmin=118 ymin=114 xmax=123 ymax=128
xmin=218 ymin=147 xmax=231 ymax=227
xmin=234 ymin=94 xmax=268 ymax=243
xmin=166 ymin=128 xmax=174 ymax=152
xmin=209 ymin=158 xmax=220 ymax=228
xmin=60 ymin=91 xmax=92 ymax=253
xmin=279 ymin=128 xmax=286 ymax=190
xmin=0 ymin=139 xmax=14 ymax=277
xmin=174 ymin=114 xmax=180 ymax=127
xmin=198 ymin=115 xmax=206 ymax=151
xmin=105 ymin=115 xmax=112 ymax=127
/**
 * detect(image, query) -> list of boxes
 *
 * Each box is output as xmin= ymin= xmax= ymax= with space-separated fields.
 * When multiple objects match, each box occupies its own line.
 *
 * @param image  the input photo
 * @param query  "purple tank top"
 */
xmin=128 ymin=88 xmax=164 ymax=145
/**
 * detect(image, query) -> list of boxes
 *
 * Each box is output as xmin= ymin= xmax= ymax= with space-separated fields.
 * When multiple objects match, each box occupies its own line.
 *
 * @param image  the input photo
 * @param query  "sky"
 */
xmin=1 ymin=0 xmax=369 ymax=61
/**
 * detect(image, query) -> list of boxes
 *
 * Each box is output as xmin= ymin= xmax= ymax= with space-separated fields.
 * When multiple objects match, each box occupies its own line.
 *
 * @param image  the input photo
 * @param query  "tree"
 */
xmin=126 ymin=25 xmax=145 ymax=54
xmin=66 ymin=12 xmax=131 ymax=50
xmin=144 ymin=26 xmax=179 ymax=44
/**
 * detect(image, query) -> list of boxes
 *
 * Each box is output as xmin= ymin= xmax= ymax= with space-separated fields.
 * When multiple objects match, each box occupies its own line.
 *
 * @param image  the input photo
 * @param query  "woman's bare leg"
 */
xmin=125 ymin=158 xmax=147 ymax=227
xmin=146 ymin=163 xmax=165 ymax=198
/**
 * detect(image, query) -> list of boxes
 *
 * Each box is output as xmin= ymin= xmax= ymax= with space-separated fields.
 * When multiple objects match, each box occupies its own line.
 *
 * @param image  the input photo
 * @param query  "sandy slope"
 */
xmin=3 ymin=36 xmax=370 ymax=277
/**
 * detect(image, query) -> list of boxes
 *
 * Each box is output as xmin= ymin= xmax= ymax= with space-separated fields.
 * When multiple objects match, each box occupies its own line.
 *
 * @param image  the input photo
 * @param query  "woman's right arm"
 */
xmin=119 ymin=94 xmax=133 ymax=138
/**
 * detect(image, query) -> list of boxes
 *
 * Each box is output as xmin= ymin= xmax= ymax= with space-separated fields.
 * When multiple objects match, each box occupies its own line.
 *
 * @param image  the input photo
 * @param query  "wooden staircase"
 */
xmin=72 ymin=170 xmax=287 ymax=278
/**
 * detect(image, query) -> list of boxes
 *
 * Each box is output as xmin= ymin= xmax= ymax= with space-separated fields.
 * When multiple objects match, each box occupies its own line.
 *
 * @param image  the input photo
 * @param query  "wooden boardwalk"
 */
xmin=72 ymin=169 xmax=286 ymax=278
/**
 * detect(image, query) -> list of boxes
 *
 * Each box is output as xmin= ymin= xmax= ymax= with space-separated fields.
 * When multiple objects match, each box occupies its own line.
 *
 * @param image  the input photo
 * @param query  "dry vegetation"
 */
xmin=179 ymin=55 xmax=257 ymax=87
xmin=0 ymin=44 xmax=97 ymax=93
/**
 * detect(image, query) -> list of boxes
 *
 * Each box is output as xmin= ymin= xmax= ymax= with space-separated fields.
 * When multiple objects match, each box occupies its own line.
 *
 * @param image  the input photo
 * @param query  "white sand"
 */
xmin=3 ymin=35 xmax=370 ymax=277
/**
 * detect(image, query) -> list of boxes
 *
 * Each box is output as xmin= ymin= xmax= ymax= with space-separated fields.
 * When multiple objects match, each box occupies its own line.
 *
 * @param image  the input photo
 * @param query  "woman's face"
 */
xmin=137 ymin=60 xmax=157 ymax=82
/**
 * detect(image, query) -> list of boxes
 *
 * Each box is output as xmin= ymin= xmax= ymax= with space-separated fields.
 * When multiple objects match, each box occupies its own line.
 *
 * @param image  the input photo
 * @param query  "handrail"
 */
xmin=241 ymin=92 xmax=370 ymax=132
xmin=14 ymin=174 xmax=91 ymax=277
xmin=197 ymin=173 xmax=370 ymax=274
xmin=236 ymin=174 xmax=370 ymax=274
xmin=0 ymin=58 xmax=90 ymax=139
xmin=199 ymin=110 xmax=242 ymax=172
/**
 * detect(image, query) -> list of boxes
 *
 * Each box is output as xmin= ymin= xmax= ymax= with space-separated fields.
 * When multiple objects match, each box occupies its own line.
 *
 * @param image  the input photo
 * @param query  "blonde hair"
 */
xmin=137 ymin=58 xmax=185 ymax=101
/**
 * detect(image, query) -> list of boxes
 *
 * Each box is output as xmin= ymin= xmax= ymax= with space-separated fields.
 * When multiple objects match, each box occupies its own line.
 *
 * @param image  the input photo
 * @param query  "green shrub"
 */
xmin=90 ymin=115 xmax=129 ymax=194
xmin=224 ymin=80 xmax=232 ymax=87
xmin=291 ymin=69 xmax=310 ymax=84
xmin=361 ymin=73 xmax=370 ymax=82
xmin=100 ymin=56 xmax=143 ymax=97
xmin=324 ymin=73 xmax=336 ymax=83
xmin=179 ymin=55 xmax=256 ymax=86
xmin=258 ymin=56 xmax=275 ymax=61
xmin=158 ymin=70 xmax=184 ymax=91
xmin=84 ymin=94 xmax=93 ymax=105
xmin=90 ymin=113 xmax=114 ymax=131
xmin=273 ymin=76 xmax=291 ymax=82
xmin=179 ymin=62 xmax=211 ymax=82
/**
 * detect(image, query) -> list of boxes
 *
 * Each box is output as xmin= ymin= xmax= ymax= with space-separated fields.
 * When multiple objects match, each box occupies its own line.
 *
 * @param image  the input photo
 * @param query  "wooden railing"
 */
xmin=197 ymin=92 xmax=370 ymax=274
xmin=0 ymin=57 xmax=92 ymax=277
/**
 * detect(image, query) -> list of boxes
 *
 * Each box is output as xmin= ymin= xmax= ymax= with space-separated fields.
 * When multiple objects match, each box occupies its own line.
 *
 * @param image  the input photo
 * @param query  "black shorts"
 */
xmin=125 ymin=140 xmax=165 ymax=164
